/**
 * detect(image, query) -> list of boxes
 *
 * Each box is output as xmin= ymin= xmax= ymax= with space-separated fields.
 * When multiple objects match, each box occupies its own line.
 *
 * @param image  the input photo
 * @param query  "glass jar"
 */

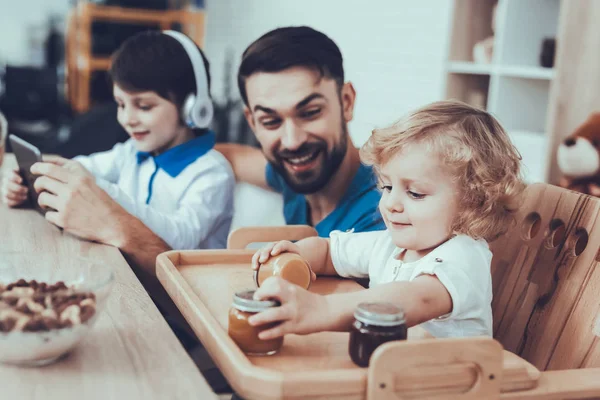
xmin=254 ymin=253 xmax=311 ymax=290
xmin=348 ymin=302 xmax=407 ymax=367
xmin=228 ymin=289 xmax=284 ymax=356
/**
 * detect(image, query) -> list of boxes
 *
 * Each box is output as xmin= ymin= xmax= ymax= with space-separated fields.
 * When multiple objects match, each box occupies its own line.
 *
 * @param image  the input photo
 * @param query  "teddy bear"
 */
xmin=557 ymin=112 xmax=600 ymax=196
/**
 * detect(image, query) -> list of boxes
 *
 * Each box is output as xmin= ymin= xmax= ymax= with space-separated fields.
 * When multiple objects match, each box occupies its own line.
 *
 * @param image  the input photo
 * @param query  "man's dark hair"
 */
xmin=237 ymin=26 xmax=344 ymax=106
xmin=110 ymin=30 xmax=211 ymax=110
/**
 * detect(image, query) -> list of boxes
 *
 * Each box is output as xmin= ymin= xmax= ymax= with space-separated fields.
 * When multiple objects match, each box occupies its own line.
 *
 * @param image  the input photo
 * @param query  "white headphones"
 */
xmin=163 ymin=30 xmax=213 ymax=129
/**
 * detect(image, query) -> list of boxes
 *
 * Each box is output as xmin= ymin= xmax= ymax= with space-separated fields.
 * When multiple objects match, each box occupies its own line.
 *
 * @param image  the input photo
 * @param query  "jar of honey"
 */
xmin=348 ymin=302 xmax=407 ymax=367
xmin=228 ymin=290 xmax=284 ymax=356
xmin=254 ymin=253 xmax=312 ymax=290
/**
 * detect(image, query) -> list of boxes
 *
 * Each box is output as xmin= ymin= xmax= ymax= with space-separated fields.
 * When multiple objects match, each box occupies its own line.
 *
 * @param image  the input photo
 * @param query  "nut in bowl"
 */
xmin=0 ymin=255 xmax=114 ymax=366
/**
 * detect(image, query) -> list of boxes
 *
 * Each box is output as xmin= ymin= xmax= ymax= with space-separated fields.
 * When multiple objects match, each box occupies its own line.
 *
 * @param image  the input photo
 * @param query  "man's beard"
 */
xmin=267 ymin=123 xmax=348 ymax=194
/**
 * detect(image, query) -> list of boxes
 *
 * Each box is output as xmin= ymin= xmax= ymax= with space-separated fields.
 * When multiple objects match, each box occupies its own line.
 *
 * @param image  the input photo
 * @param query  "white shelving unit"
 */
xmin=448 ymin=62 xmax=555 ymax=79
xmin=444 ymin=0 xmax=562 ymax=184
xmin=447 ymin=61 xmax=493 ymax=75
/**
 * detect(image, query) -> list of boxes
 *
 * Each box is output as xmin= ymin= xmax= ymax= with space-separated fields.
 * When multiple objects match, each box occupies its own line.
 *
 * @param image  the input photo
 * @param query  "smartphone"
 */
xmin=8 ymin=134 xmax=44 ymax=213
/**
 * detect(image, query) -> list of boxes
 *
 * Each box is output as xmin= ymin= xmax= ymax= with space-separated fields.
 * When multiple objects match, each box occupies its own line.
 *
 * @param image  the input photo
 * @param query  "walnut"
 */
xmin=43 ymin=294 xmax=53 ymax=309
xmin=2 ymin=286 xmax=35 ymax=299
xmin=0 ymin=309 xmax=31 ymax=332
xmin=80 ymin=298 xmax=95 ymax=308
xmin=59 ymin=305 xmax=81 ymax=326
xmin=0 ymin=308 xmax=24 ymax=320
xmin=24 ymin=315 xmax=62 ymax=332
xmin=79 ymin=299 xmax=96 ymax=323
xmin=40 ymin=309 xmax=57 ymax=320
xmin=6 ymin=279 xmax=29 ymax=290
xmin=0 ymin=317 xmax=16 ymax=331
xmin=2 ymin=297 xmax=18 ymax=306
xmin=15 ymin=298 xmax=45 ymax=314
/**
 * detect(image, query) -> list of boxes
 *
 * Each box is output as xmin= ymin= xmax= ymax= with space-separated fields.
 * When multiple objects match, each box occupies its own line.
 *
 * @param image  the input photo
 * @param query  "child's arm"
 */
xmin=249 ymin=275 xmax=452 ymax=339
xmin=1 ymin=168 xmax=28 ymax=207
xmin=253 ymin=230 xmax=385 ymax=277
xmin=252 ymin=237 xmax=338 ymax=277
xmin=325 ymin=275 xmax=452 ymax=330
xmin=94 ymin=164 xmax=235 ymax=250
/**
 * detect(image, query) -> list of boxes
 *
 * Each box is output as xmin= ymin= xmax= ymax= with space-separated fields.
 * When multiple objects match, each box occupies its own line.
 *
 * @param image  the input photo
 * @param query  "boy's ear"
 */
xmin=244 ymin=107 xmax=256 ymax=132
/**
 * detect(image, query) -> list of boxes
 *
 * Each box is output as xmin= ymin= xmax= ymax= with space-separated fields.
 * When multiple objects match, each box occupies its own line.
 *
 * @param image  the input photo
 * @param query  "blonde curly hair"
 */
xmin=360 ymin=100 xmax=525 ymax=242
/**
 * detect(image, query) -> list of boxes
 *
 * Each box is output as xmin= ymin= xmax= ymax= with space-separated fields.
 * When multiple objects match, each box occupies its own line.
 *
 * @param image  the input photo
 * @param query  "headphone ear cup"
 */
xmin=182 ymin=93 xmax=213 ymax=129
xmin=193 ymin=98 xmax=214 ymax=129
xmin=181 ymin=94 xmax=197 ymax=127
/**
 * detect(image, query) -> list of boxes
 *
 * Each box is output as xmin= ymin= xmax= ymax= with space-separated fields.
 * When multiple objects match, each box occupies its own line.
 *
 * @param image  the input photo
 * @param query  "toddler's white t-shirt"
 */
xmin=330 ymin=230 xmax=493 ymax=337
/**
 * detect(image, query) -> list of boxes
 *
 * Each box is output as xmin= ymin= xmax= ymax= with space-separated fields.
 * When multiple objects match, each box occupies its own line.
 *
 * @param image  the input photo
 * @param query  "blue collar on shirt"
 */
xmin=136 ymin=131 xmax=216 ymax=177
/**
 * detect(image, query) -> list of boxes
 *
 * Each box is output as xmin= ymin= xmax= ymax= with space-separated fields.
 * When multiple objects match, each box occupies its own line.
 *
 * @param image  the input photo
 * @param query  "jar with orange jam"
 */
xmin=254 ymin=253 xmax=312 ymax=290
xmin=348 ymin=302 xmax=407 ymax=367
xmin=228 ymin=290 xmax=284 ymax=356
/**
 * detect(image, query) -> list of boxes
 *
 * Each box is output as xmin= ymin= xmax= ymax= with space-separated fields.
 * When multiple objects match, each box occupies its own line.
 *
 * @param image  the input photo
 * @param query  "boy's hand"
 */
xmin=30 ymin=160 xmax=118 ymax=243
xmin=248 ymin=277 xmax=330 ymax=339
xmin=1 ymin=168 xmax=28 ymax=207
xmin=252 ymin=240 xmax=316 ymax=281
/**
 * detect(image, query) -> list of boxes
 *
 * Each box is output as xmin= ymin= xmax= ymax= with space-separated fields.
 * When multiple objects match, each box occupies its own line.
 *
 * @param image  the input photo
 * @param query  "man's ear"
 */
xmin=340 ymin=82 xmax=356 ymax=123
xmin=243 ymin=107 xmax=256 ymax=132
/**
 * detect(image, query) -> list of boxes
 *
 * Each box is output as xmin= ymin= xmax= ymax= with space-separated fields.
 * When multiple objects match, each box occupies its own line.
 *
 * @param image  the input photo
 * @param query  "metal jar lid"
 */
xmin=353 ymin=302 xmax=406 ymax=327
xmin=232 ymin=290 xmax=280 ymax=313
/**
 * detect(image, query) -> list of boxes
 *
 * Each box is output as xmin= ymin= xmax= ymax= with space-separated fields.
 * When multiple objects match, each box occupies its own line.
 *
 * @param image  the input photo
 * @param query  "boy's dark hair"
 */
xmin=110 ymin=30 xmax=211 ymax=111
xmin=237 ymin=26 xmax=344 ymax=106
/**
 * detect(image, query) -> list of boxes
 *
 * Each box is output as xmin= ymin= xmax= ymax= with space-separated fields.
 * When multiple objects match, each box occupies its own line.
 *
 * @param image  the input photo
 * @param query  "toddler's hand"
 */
xmin=251 ymin=240 xmax=301 ymax=271
xmin=248 ymin=277 xmax=329 ymax=339
xmin=1 ymin=169 xmax=28 ymax=207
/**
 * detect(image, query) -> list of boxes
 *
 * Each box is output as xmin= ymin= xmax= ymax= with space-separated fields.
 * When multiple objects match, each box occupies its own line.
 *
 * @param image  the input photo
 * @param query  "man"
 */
xmin=220 ymin=27 xmax=386 ymax=397
xmin=217 ymin=26 xmax=385 ymax=236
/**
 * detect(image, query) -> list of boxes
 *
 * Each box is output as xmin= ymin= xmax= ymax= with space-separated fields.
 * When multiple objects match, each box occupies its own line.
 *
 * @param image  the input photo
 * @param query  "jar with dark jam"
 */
xmin=228 ymin=290 xmax=284 ymax=356
xmin=348 ymin=302 xmax=407 ymax=367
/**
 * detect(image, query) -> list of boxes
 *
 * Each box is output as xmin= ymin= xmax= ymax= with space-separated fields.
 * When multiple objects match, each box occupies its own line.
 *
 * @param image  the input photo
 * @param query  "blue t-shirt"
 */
xmin=265 ymin=163 xmax=385 ymax=237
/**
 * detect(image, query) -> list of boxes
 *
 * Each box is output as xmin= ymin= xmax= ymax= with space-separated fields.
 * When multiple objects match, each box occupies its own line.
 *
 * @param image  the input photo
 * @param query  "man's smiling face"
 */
xmin=244 ymin=67 xmax=350 ymax=194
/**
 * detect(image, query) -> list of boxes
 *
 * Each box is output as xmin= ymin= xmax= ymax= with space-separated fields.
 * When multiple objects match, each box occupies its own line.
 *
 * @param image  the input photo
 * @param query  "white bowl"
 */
xmin=0 ymin=255 xmax=114 ymax=366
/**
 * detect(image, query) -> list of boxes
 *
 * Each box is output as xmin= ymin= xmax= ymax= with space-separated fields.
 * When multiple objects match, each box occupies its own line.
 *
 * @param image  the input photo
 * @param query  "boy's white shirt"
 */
xmin=330 ymin=230 xmax=493 ymax=338
xmin=74 ymin=138 xmax=235 ymax=250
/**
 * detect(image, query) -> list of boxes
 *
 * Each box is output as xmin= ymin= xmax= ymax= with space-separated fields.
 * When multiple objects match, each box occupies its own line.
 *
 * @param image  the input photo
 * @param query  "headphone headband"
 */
xmin=163 ymin=30 xmax=213 ymax=128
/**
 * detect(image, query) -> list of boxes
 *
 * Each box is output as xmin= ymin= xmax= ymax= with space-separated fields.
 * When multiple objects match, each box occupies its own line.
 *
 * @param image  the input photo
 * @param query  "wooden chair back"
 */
xmin=490 ymin=183 xmax=600 ymax=371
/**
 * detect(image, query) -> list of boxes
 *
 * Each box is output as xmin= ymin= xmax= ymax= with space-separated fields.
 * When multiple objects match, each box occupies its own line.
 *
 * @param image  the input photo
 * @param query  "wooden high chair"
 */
xmin=489 ymin=182 xmax=600 ymax=397
xmin=364 ymin=182 xmax=600 ymax=399
xmin=158 ymin=183 xmax=600 ymax=399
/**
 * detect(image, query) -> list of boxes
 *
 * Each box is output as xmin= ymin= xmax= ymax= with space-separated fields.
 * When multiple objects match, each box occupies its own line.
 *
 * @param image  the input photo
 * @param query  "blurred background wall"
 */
xmin=2 ymin=0 xmax=598 ymax=188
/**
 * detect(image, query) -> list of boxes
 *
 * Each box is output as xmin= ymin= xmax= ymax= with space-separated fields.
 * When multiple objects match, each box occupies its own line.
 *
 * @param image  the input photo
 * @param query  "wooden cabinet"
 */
xmin=66 ymin=3 xmax=205 ymax=113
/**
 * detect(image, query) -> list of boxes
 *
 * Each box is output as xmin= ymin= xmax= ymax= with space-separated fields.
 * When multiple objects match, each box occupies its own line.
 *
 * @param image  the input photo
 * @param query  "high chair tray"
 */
xmin=156 ymin=234 xmax=540 ymax=399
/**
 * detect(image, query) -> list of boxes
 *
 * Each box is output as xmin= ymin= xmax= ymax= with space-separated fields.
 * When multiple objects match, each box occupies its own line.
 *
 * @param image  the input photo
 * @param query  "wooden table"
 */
xmin=0 ymin=155 xmax=218 ymax=399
